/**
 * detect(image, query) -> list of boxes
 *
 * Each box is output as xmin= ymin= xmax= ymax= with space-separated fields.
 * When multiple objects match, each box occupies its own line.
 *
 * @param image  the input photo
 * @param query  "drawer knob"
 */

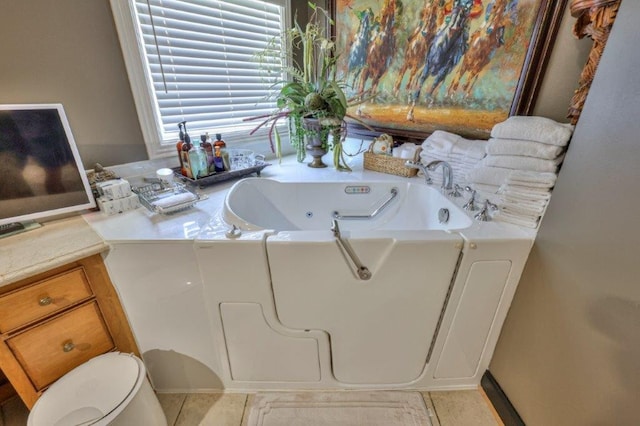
xmin=38 ymin=296 xmax=53 ymax=306
xmin=62 ymin=341 xmax=75 ymax=353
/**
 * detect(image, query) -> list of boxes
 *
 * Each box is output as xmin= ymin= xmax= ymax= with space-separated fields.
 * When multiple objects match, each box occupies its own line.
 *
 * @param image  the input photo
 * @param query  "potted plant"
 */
xmin=247 ymin=2 xmax=369 ymax=170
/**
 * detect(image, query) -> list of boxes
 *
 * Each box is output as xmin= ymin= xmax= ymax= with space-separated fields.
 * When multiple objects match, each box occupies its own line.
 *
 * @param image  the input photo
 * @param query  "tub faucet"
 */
xmin=404 ymin=161 xmax=433 ymax=184
xmin=425 ymin=160 xmax=454 ymax=190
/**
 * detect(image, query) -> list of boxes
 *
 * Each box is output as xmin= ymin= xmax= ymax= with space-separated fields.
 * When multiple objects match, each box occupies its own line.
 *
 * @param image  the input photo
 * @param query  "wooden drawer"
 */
xmin=6 ymin=302 xmax=115 ymax=390
xmin=0 ymin=267 xmax=93 ymax=333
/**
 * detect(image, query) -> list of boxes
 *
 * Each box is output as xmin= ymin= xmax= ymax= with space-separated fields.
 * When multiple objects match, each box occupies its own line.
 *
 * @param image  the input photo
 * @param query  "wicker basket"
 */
xmin=363 ymin=143 xmax=422 ymax=177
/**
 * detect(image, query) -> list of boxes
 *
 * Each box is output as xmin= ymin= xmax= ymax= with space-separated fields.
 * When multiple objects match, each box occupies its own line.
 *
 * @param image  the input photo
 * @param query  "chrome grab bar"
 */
xmin=332 ymin=187 xmax=398 ymax=220
xmin=331 ymin=220 xmax=372 ymax=280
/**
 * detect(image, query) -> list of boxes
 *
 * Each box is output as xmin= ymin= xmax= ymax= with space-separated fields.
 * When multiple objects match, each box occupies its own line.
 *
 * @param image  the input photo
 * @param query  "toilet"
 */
xmin=28 ymin=352 xmax=166 ymax=426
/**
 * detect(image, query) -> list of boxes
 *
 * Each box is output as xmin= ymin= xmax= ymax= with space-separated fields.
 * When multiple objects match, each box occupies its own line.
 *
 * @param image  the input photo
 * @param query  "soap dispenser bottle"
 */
xmin=214 ymin=133 xmax=226 ymax=149
xmin=177 ymin=122 xmax=188 ymax=177
xmin=180 ymin=122 xmax=193 ymax=178
xmin=200 ymin=132 xmax=215 ymax=174
xmin=186 ymin=127 xmax=207 ymax=179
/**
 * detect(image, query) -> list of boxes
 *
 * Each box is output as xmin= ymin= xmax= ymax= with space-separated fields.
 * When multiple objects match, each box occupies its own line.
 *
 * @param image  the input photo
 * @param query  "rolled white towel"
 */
xmin=466 ymin=166 xmax=513 ymax=187
xmin=491 ymin=116 xmax=574 ymax=146
xmin=423 ymin=130 xmax=461 ymax=153
xmin=486 ymin=137 xmax=565 ymax=159
xmin=423 ymin=130 xmax=487 ymax=160
xmin=481 ymin=154 xmax=564 ymax=173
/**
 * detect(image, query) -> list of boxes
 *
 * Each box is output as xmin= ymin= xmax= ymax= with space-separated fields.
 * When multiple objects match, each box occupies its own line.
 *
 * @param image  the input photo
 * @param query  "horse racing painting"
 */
xmin=334 ymin=0 xmax=564 ymax=139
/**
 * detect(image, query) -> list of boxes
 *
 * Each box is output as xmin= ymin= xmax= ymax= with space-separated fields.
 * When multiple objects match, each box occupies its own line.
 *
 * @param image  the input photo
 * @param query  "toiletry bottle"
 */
xmin=214 ymin=133 xmax=229 ymax=170
xmin=213 ymin=145 xmax=225 ymax=172
xmin=214 ymin=133 xmax=226 ymax=149
xmin=180 ymin=122 xmax=194 ymax=178
xmin=200 ymin=132 xmax=215 ymax=174
xmin=177 ymin=122 xmax=188 ymax=177
xmin=189 ymin=143 xmax=208 ymax=179
xmin=221 ymin=149 xmax=230 ymax=171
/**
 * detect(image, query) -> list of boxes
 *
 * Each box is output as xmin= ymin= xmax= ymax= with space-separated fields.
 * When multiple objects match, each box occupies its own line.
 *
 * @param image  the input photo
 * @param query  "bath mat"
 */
xmin=245 ymin=391 xmax=434 ymax=426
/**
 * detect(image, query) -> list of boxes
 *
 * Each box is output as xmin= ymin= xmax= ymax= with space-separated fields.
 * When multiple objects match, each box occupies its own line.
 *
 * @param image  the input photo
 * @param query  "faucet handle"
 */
xmin=462 ymin=187 xmax=478 ymax=211
xmin=484 ymin=199 xmax=498 ymax=211
xmin=448 ymin=183 xmax=463 ymax=198
xmin=473 ymin=199 xmax=498 ymax=222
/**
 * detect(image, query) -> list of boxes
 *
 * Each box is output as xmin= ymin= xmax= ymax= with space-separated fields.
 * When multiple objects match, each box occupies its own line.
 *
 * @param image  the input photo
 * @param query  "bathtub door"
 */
xmin=266 ymin=229 xmax=463 ymax=385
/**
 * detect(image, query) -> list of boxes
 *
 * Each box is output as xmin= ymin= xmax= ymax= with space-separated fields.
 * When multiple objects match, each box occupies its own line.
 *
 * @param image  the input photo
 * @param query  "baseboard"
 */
xmin=481 ymin=370 xmax=525 ymax=426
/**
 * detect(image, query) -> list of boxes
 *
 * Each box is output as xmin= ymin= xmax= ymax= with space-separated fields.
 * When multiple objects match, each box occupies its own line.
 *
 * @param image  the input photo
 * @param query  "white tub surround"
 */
xmin=85 ymin=151 xmax=535 ymax=392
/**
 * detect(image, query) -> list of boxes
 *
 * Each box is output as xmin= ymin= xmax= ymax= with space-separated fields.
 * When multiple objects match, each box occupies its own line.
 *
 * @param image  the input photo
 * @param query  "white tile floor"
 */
xmin=0 ymin=389 xmax=500 ymax=426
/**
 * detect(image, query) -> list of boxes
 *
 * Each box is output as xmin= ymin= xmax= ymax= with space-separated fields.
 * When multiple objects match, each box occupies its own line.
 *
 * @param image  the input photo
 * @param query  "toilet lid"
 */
xmin=29 ymin=353 xmax=141 ymax=426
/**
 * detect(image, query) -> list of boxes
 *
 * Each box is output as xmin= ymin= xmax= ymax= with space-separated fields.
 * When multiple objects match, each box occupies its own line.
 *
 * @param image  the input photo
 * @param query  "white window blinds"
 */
xmin=133 ymin=0 xmax=285 ymax=143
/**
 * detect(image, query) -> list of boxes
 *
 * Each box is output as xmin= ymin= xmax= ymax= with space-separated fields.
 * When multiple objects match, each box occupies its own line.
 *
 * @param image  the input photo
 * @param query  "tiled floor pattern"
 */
xmin=0 ymin=389 xmax=501 ymax=425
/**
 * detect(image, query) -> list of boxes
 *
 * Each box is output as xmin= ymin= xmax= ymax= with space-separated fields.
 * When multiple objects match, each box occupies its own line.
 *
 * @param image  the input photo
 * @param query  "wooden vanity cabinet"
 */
xmin=0 ymin=254 xmax=139 ymax=409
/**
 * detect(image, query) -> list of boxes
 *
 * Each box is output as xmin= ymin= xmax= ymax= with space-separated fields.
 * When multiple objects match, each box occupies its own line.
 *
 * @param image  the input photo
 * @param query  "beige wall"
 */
xmin=0 ymin=0 xmax=146 ymax=167
xmin=0 ymin=1 xmax=586 ymax=167
xmin=490 ymin=0 xmax=640 ymax=424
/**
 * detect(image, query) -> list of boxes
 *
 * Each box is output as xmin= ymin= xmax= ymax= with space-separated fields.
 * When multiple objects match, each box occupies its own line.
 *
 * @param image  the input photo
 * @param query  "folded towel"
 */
xmin=502 ymin=201 xmax=546 ymax=216
xmin=486 ymin=137 xmax=565 ymax=159
xmin=501 ymin=193 xmax=548 ymax=208
xmin=493 ymin=210 xmax=540 ymax=229
xmin=466 ymin=166 xmax=513 ymax=187
xmin=500 ymin=191 xmax=549 ymax=207
xmin=499 ymin=186 xmax=552 ymax=201
xmin=152 ymin=192 xmax=197 ymax=210
xmin=491 ymin=116 xmax=574 ymax=146
xmin=507 ymin=170 xmax=557 ymax=188
xmin=473 ymin=183 xmax=501 ymax=194
xmin=423 ymin=130 xmax=487 ymax=160
xmin=481 ymin=154 xmax=564 ymax=173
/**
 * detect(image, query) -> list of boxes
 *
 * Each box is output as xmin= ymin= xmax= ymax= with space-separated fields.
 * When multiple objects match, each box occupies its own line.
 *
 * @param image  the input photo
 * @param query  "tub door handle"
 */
xmin=331 ymin=220 xmax=372 ymax=280
xmin=332 ymin=187 xmax=398 ymax=220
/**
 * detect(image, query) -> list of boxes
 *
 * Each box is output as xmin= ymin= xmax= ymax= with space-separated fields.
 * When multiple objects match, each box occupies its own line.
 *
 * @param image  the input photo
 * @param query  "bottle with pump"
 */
xmin=214 ymin=133 xmax=226 ymax=149
xmin=179 ymin=122 xmax=193 ymax=178
xmin=200 ymin=132 xmax=215 ymax=174
xmin=184 ymin=126 xmax=207 ymax=179
xmin=177 ymin=122 xmax=188 ymax=177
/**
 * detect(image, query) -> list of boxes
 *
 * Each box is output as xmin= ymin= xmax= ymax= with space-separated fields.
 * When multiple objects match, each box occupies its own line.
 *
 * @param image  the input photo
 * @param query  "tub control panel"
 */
xmin=344 ymin=185 xmax=371 ymax=194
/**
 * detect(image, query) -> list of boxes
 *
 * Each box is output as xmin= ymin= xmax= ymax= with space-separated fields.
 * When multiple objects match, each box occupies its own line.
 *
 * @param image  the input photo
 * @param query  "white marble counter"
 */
xmin=0 ymin=216 xmax=109 ymax=287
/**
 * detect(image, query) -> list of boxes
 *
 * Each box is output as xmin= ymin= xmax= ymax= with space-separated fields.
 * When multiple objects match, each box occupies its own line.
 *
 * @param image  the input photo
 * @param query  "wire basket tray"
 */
xmin=133 ymin=182 xmax=204 ymax=214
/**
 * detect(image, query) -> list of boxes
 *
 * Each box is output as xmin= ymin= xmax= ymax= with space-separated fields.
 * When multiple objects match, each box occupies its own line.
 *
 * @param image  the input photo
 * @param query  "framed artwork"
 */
xmin=333 ymin=0 xmax=567 ymax=140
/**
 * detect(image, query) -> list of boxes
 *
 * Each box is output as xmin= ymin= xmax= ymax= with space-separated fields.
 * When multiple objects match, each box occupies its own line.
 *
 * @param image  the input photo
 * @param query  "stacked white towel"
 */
xmin=466 ymin=116 xmax=573 ymax=195
xmin=493 ymin=171 xmax=557 ymax=228
xmin=419 ymin=130 xmax=486 ymax=186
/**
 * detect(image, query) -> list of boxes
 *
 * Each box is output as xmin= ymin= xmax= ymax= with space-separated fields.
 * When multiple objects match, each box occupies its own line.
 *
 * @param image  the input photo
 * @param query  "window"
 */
xmin=111 ymin=0 xmax=289 ymax=158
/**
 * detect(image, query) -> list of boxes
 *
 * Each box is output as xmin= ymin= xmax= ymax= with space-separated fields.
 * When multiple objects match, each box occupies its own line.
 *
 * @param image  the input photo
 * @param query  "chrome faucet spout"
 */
xmin=425 ymin=160 xmax=454 ymax=190
xmin=404 ymin=160 xmax=433 ymax=184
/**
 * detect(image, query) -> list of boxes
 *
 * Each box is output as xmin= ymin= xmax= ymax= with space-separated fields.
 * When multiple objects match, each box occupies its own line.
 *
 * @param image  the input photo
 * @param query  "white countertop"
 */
xmin=0 ymin=216 xmax=109 ymax=287
xmin=84 ymin=150 xmax=535 ymax=243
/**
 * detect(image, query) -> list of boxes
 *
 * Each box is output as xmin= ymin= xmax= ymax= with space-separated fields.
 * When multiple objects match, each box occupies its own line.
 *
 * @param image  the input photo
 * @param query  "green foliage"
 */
xmin=247 ymin=2 xmax=365 ymax=169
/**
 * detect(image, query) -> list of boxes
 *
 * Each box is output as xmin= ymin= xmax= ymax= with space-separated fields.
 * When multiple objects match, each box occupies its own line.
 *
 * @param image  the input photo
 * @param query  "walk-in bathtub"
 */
xmin=99 ymin=176 xmax=533 ymax=392
xmin=192 ymin=178 xmax=532 ymax=390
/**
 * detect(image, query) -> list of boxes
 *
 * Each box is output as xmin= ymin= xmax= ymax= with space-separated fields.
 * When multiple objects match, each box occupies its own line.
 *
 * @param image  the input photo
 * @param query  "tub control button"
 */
xmin=225 ymin=225 xmax=242 ymax=239
xmin=438 ymin=208 xmax=450 ymax=224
